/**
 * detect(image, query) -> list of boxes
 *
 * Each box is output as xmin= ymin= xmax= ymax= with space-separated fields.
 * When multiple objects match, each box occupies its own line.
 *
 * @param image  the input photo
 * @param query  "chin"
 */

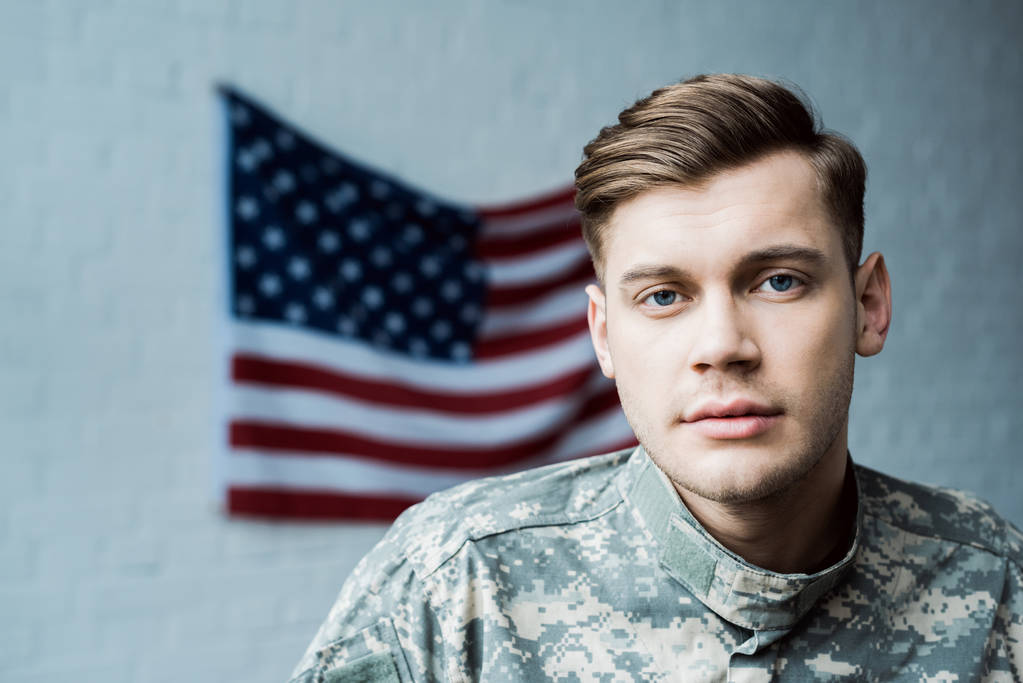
xmin=659 ymin=441 xmax=823 ymax=505
xmin=688 ymin=466 xmax=800 ymax=504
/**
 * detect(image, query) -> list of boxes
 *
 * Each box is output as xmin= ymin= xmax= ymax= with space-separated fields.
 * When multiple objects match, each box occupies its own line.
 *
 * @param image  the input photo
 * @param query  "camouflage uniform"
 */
xmin=289 ymin=447 xmax=1023 ymax=681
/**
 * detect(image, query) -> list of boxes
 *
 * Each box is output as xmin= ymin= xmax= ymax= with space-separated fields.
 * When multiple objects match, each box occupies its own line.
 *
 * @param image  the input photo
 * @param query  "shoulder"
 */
xmin=290 ymin=448 xmax=635 ymax=681
xmin=855 ymin=463 xmax=1023 ymax=568
xmin=387 ymin=447 xmax=634 ymax=576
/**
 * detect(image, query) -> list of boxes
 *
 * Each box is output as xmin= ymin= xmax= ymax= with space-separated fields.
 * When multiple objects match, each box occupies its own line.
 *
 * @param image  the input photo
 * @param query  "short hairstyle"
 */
xmin=574 ymin=74 xmax=866 ymax=282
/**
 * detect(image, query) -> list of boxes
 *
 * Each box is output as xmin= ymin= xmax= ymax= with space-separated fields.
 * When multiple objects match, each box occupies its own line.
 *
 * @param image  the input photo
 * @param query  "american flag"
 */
xmin=219 ymin=87 xmax=636 ymax=520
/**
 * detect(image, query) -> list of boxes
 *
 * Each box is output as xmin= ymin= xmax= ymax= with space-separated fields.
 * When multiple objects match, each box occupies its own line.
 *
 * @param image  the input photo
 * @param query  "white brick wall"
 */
xmin=1 ymin=1 xmax=1020 ymax=680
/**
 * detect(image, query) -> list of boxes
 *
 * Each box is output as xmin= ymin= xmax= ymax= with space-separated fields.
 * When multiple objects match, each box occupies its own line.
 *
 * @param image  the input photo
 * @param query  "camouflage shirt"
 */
xmin=289 ymin=447 xmax=1023 ymax=681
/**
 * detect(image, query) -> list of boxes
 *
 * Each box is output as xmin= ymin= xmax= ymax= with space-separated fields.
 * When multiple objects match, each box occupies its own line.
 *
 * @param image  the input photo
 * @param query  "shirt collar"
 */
xmin=619 ymin=446 xmax=861 ymax=632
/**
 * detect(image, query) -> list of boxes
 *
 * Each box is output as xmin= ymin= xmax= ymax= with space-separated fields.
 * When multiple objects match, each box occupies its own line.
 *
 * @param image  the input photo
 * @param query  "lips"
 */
xmin=682 ymin=400 xmax=782 ymax=439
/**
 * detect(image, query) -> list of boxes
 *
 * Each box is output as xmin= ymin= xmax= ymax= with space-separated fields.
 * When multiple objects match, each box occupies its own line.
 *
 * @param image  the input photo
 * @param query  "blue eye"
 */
xmin=760 ymin=274 xmax=804 ymax=293
xmin=647 ymin=290 xmax=677 ymax=306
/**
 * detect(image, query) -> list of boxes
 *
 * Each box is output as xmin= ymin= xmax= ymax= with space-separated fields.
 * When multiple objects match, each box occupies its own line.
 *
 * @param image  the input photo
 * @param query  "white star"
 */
xmin=449 ymin=234 xmax=467 ymax=251
xmin=236 ymin=149 xmax=257 ymax=172
xmin=276 ymin=129 xmax=295 ymax=150
xmin=408 ymin=337 xmax=429 ymax=357
xmin=361 ymin=286 xmax=383 ymax=309
xmin=370 ymin=180 xmax=390 ymax=199
xmin=420 ymin=256 xmax=440 ymax=278
xmin=430 ymin=320 xmax=451 ymax=341
xmin=412 ymin=297 xmax=433 ymax=317
xmin=236 ymin=294 xmax=255 ymax=315
xmin=372 ymin=329 xmax=391 ymax=347
xmin=460 ymin=303 xmax=481 ymax=323
xmin=416 ymin=199 xmax=437 ymax=216
xmin=230 ymin=104 xmax=250 ymax=127
xmin=384 ymin=312 xmax=406 ymax=334
xmin=262 ymin=225 xmax=285 ymax=250
xmin=348 ymin=218 xmax=371 ymax=241
xmin=337 ymin=317 xmax=357 ymax=336
xmin=284 ymin=302 xmax=306 ymax=324
xmin=370 ymin=246 xmax=392 ymax=268
xmin=402 ymin=223 xmax=424 ymax=245
xmin=236 ymin=245 xmax=257 ymax=268
xmin=295 ymin=201 xmax=318 ymax=224
xmin=313 ymin=287 xmax=334 ymax=309
xmin=450 ymin=342 xmax=471 ymax=362
xmin=441 ymin=280 xmax=462 ymax=302
xmin=318 ymin=230 xmax=340 ymax=252
xmin=259 ymin=273 xmax=282 ymax=297
xmin=391 ymin=272 xmax=413 ymax=292
xmin=340 ymin=259 xmax=362 ymax=281
xmin=236 ymin=196 xmax=259 ymax=221
xmin=288 ymin=256 xmax=310 ymax=280
xmin=273 ymin=170 xmax=295 ymax=192
xmin=325 ymin=183 xmax=358 ymax=213
xmin=251 ymin=138 xmax=272 ymax=161
xmin=464 ymin=262 xmax=484 ymax=282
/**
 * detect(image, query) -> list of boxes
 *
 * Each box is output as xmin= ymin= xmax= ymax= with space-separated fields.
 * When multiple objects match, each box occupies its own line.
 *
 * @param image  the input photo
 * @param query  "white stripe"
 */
xmin=229 ymin=449 xmax=480 ymax=495
xmin=231 ymin=319 xmax=596 ymax=390
xmin=481 ymin=203 xmax=579 ymax=238
xmin=480 ymin=287 xmax=589 ymax=338
xmin=228 ymin=371 xmax=613 ymax=446
xmin=226 ymin=411 xmax=634 ymax=498
xmin=486 ymin=241 xmax=590 ymax=284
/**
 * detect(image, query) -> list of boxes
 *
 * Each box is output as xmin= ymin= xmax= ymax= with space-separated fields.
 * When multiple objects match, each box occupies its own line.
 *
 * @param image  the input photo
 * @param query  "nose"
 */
xmin=687 ymin=294 xmax=761 ymax=373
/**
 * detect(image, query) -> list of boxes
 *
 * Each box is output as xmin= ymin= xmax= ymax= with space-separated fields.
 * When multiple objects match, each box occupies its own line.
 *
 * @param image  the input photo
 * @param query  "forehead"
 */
xmin=603 ymin=151 xmax=841 ymax=276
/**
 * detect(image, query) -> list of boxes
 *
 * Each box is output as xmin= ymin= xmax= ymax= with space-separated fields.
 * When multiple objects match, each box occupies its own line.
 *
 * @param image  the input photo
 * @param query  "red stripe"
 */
xmin=574 ymin=383 xmax=622 ymax=420
xmin=477 ymin=187 xmax=576 ymax=220
xmin=229 ymin=385 xmax=621 ymax=469
xmin=227 ymin=487 xmax=417 ymax=521
xmin=476 ymin=316 xmax=589 ymax=359
xmin=487 ymin=256 xmax=595 ymax=308
xmin=233 ymin=353 xmax=594 ymax=413
xmin=477 ymin=218 xmax=580 ymax=259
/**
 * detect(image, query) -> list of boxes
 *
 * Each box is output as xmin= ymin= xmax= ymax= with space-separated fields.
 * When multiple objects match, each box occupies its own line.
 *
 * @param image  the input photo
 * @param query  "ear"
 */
xmin=585 ymin=283 xmax=615 ymax=378
xmin=854 ymin=252 xmax=892 ymax=357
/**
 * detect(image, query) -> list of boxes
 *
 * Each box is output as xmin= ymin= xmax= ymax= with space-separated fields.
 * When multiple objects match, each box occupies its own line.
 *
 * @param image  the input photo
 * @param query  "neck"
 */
xmin=675 ymin=441 xmax=856 ymax=575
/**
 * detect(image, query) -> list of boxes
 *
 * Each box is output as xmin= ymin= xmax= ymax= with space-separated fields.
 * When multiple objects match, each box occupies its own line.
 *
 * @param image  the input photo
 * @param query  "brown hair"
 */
xmin=574 ymin=74 xmax=866 ymax=281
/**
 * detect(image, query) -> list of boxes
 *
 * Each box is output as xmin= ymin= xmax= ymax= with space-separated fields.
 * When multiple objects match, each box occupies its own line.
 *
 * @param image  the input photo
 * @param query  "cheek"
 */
xmin=608 ymin=316 xmax=676 ymax=374
xmin=607 ymin=318 xmax=688 ymax=416
xmin=606 ymin=320 xmax=653 ymax=392
xmin=766 ymin=297 xmax=855 ymax=371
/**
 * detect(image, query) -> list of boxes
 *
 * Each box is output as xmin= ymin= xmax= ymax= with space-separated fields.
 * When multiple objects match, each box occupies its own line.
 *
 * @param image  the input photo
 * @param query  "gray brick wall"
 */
xmin=1 ymin=1 xmax=1019 ymax=680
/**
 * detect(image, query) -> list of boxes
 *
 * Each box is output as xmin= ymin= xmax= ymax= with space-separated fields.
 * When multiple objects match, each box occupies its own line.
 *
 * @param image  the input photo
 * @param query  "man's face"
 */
xmin=587 ymin=151 xmax=861 ymax=504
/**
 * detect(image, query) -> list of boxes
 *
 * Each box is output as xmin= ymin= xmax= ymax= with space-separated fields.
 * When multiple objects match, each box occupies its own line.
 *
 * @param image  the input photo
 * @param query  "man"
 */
xmin=289 ymin=75 xmax=1022 ymax=681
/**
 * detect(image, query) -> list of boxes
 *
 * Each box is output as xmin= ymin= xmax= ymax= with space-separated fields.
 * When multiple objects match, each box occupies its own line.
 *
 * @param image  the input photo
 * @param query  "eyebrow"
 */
xmin=617 ymin=244 xmax=829 ymax=287
xmin=618 ymin=264 xmax=692 ymax=287
xmin=736 ymin=245 xmax=828 ymax=270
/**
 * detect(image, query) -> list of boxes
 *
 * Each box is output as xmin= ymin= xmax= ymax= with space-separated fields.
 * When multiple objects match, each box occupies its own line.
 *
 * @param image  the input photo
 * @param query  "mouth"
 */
xmin=682 ymin=400 xmax=782 ymax=440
